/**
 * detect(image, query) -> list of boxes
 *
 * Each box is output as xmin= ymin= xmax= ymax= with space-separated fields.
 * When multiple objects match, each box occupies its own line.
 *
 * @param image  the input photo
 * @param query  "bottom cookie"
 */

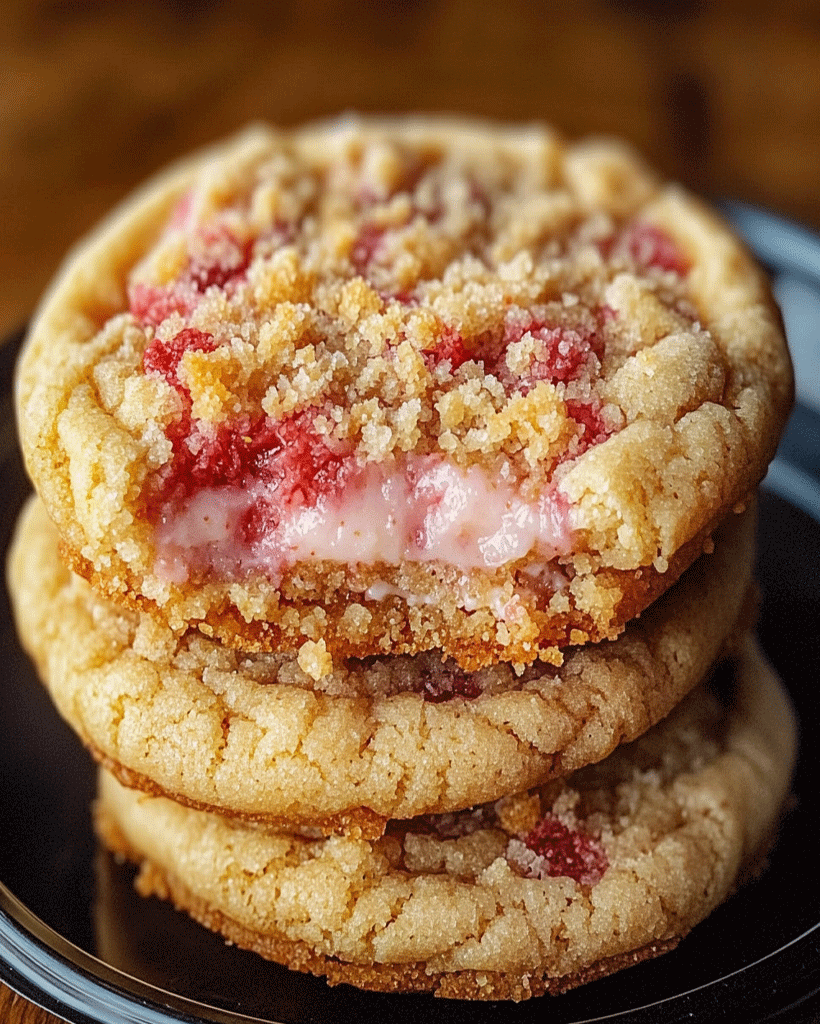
xmin=95 ymin=637 xmax=796 ymax=1002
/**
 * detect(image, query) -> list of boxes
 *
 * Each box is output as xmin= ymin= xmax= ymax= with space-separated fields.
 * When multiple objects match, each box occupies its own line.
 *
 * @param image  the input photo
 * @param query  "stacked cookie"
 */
xmin=9 ymin=118 xmax=796 ymax=1000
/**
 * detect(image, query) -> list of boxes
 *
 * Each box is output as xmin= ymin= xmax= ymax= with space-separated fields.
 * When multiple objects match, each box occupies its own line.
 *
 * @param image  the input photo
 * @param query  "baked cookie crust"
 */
xmin=16 ymin=118 xmax=792 ymax=666
xmin=10 ymin=494 xmax=756 ymax=830
xmin=94 ymin=637 xmax=797 ymax=1000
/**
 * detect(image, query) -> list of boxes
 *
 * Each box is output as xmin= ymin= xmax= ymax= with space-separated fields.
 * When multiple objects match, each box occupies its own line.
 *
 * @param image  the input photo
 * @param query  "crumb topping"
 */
xmin=98 ymin=122 xmax=705 ymax=581
xmin=126 ymin=129 xmax=697 ymax=482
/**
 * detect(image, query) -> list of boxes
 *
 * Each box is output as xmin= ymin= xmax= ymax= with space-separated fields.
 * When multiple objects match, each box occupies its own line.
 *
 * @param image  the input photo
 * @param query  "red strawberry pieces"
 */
xmin=142 ymin=328 xmax=216 ymax=392
xmin=129 ymin=226 xmax=252 ymax=328
xmin=519 ymin=812 xmax=608 ymax=885
xmin=142 ymin=323 xmax=355 ymax=537
xmin=418 ymin=662 xmax=483 ymax=703
xmin=422 ymin=324 xmax=471 ymax=371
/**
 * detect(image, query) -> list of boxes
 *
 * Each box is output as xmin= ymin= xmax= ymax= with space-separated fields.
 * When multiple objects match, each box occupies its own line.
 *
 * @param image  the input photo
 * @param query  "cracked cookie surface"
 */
xmin=94 ymin=637 xmax=796 ymax=1000
xmin=10 ymin=495 xmax=756 ymax=830
xmin=16 ymin=117 xmax=791 ymax=666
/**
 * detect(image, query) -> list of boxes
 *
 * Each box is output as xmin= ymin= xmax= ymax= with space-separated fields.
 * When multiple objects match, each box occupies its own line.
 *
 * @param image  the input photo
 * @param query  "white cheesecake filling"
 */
xmin=153 ymin=456 xmax=573 ymax=589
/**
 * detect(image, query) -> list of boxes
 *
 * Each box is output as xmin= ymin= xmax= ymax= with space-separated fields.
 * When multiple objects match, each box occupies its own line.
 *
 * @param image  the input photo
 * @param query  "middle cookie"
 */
xmin=10 ymin=496 xmax=754 ymax=836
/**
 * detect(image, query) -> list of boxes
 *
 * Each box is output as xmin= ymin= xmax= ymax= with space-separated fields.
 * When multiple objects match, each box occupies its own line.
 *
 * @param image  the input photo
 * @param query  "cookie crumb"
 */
xmin=495 ymin=791 xmax=541 ymax=834
xmin=297 ymin=638 xmax=333 ymax=681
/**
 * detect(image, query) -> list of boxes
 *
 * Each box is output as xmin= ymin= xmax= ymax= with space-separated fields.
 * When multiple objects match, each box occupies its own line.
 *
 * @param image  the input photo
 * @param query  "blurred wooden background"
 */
xmin=2 ymin=0 xmax=820 ymax=338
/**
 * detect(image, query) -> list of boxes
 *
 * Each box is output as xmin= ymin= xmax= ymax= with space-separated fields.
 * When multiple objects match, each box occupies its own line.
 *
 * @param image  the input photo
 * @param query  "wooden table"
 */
xmin=2 ymin=1 xmax=820 ymax=1020
xmin=0 ymin=990 xmax=60 ymax=1024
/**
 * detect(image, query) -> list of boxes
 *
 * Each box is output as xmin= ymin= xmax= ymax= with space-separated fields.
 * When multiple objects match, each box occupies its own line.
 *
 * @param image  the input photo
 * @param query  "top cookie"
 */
xmin=16 ymin=117 xmax=792 ymax=666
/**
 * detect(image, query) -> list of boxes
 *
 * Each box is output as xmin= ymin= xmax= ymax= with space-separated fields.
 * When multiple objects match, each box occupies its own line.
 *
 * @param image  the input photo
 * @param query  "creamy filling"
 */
xmin=363 ymin=578 xmax=514 ymax=617
xmin=153 ymin=455 xmax=573 ymax=590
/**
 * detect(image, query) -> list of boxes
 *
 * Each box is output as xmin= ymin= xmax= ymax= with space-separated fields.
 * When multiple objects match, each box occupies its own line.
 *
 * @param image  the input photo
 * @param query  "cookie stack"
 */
xmin=9 ymin=118 xmax=796 ymax=1000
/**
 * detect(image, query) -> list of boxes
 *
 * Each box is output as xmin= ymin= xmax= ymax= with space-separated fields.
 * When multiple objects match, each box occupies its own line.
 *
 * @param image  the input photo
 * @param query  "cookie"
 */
xmin=10 ymin=494 xmax=756 ymax=833
xmin=94 ymin=637 xmax=796 ymax=1000
xmin=15 ymin=117 xmax=792 ymax=668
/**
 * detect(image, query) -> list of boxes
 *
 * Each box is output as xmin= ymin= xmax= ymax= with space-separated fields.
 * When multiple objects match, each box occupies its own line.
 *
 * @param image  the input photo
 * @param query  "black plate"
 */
xmin=1 ymin=204 xmax=819 ymax=1023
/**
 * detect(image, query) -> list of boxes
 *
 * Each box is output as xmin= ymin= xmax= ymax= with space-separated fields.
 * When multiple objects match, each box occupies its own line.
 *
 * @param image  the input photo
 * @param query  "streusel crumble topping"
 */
xmin=93 ymin=121 xmax=703 ymax=585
